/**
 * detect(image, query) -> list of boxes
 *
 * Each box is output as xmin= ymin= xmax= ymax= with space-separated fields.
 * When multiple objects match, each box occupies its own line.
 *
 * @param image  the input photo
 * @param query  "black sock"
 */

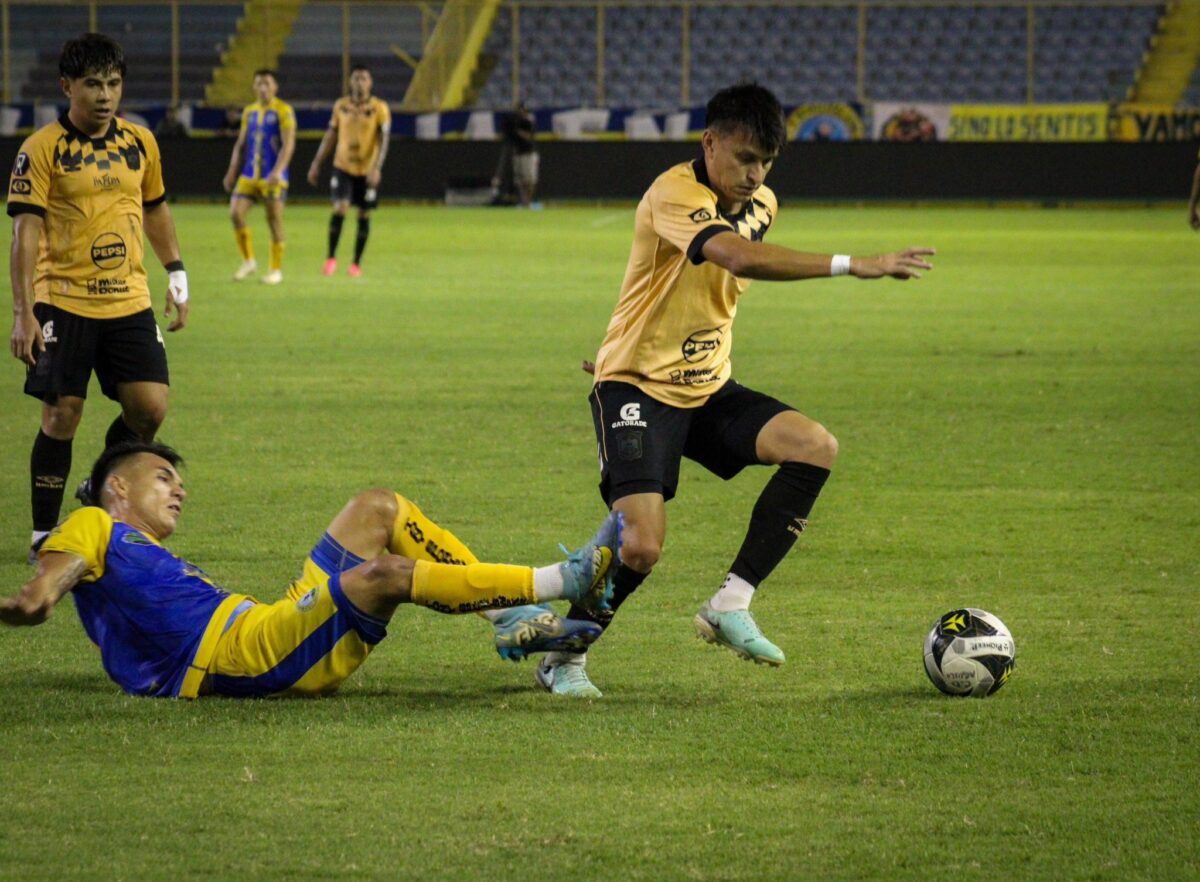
xmin=105 ymin=413 xmax=142 ymax=449
xmin=729 ymin=461 xmax=831 ymax=587
xmin=567 ymin=563 xmax=648 ymax=631
xmin=31 ymin=431 xmax=72 ymax=532
xmin=353 ymin=217 xmax=370 ymax=265
xmin=327 ymin=213 xmax=345 ymax=259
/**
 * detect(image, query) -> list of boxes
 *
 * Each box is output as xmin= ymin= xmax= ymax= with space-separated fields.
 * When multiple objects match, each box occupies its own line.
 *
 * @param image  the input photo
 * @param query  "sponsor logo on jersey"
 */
xmin=13 ymin=152 xmax=30 ymax=176
xmin=689 ymin=207 xmax=713 ymax=223
xmin=41 ymin=321 xmax=57 ymax=344
xmin=610 ymin=401 xmax=647 ymax=429
xmin=91 ymin=233 xmax=127 ymax=270
xmin=87 ymin=277 xmax=130 ymax=296
xmin=682 ymin=328 xmax=723 ymax=363
xmin=9 ymin=179 xmax=31 ymax=195
xmin=93 ymin=172 xmax=121 ymax=190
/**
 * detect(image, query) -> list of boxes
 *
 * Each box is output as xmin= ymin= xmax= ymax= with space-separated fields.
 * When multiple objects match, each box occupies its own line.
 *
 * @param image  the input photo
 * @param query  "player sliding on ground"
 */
xmin=1 ymin=441 xmax=620 ymax=698
xmin=496 ymin=83 xmax=935 ymax=696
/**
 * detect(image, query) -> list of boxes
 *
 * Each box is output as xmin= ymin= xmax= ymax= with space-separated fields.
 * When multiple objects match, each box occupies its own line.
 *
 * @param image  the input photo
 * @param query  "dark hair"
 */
xmin=88 ymin=441 xmax=183 ymax=506
xmin=253 ymin=68 xmax=278 ymax=81
xmin=705 ymin=83 xmax=785 ymax=155
xmin=350 ymin=64 xmax=371 ymax=75
xmin=59 ymin=33 xmax=126 ymax=80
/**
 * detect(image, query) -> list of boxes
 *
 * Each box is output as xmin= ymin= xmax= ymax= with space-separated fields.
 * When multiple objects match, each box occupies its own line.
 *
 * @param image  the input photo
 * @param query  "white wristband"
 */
xmin=168 ymin=270 xmax=189 ymax=304
xmin=830 ymin=254 xmax=852 ymax=277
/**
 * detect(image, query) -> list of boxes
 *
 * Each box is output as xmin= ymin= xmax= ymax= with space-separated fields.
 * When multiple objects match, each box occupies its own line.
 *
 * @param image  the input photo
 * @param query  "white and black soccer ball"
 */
xmin=923 ymin=608 xmax=1016 ymax=697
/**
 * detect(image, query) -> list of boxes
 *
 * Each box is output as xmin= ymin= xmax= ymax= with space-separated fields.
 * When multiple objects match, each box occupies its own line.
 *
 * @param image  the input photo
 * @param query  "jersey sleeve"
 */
xmin=6 ymin=133 xmax=52 ymax=218
xmin=40 ymin=507 xmax=114 ymax=583
xmin=328 ymin=100 xmax=342 ymax=130
xmin=239 ymin=105 xmax=252 ymax=136
xmin=279 ymin=102 xmax=297 ymax=132
xmin=139 ymin=127 xmax=167 ymax=206
xmin=648 ymin=174 xmax=735 ymax=266
xmin=378 ymin=100 xmax=392 ymax=133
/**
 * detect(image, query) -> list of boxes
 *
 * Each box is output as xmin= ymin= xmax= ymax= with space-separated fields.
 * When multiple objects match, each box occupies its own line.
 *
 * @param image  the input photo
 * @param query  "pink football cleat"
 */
xmin=348 ymin=263 xmax=362 ymax=278
xmin=322 ymin=258 xmax=337 ymax=276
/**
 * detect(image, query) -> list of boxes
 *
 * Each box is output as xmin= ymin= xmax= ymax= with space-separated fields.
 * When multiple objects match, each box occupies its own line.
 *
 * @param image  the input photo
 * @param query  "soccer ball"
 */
xmin=923 ymin=608 xmax=1016 ymax=697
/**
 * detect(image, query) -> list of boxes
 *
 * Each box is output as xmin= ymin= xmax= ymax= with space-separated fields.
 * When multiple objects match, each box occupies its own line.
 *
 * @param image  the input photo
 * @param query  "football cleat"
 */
xmin=74 ymin=477 xmax=93 ymax=507
xmin=535 ymin=655 xmax=601 ymax=698
xmin=233 ymin=258 xmax=257 ymax=281
xmin=322 ymin=258 xmax=337 ymax=276
xmin=493 ymin=604 xmax=602 ymax=662
xmin=262 ymin=269 xmax=283 ymax=285
xmin=558 ymin=511 xmax=622 ymax=616
xmin=348 ymin=263 xmax=362 ymax=278
xmin=694 ymin=603 xmax=785 ymax=667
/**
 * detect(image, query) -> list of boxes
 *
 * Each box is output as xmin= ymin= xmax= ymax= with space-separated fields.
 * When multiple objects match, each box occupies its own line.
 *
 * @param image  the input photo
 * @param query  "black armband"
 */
xmin=164 ymin=260 xmax=185 ymax=273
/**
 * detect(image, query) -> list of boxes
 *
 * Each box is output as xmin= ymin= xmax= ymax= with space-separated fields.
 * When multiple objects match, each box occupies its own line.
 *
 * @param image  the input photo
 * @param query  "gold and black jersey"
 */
xmin=6 ymin=114 xmax=166 ymax=319
xmin=331 ymin=96 xmax=391 ymax=177
xmin=593 ymin=158 xmax=778 ymax=408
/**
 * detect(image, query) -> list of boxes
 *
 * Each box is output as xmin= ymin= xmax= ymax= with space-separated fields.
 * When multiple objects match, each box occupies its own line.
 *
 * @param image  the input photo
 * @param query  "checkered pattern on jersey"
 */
xmin=51 ymin=121 xmax=147 ymax=175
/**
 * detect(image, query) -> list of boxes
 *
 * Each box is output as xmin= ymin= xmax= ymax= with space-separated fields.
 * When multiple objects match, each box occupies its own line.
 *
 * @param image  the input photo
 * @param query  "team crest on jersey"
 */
xmin=9 ymin=179 xmax=31 ymax=195
xmin=689 ymin=207 xmax=713 ymax=223
xmin=122 ymin=532 xmax=153 ymax=546
xmin=297 ymin=588 xmax=319 ymax=611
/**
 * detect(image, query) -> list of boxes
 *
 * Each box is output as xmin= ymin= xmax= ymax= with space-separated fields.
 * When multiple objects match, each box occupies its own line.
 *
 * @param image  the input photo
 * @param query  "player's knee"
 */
xmin=123 ymin=403 xmax=166 ymax=438
xmin=346 ymin=553 xmax=413 ymax=606
xmin=619 ymin=532 xmax=661 ymax=573
xmin=813 ymin=426 xmax=839 ymax=464
xmin=349 ymin=488 xmax=398 ymax=527
xmin=788 ymin=423 xmax=837 ymax=467
xmin=42 ymin=400 xmax=83 ymax=437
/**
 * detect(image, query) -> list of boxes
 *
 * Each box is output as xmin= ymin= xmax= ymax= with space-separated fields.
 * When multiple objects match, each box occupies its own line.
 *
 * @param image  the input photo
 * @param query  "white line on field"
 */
xmin=591 ymin=213 xmax=626 ymax=228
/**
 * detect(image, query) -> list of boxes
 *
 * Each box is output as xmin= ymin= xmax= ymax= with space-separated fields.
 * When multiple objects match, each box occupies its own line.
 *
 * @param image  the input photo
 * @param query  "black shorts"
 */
xmin=24 ymin=303 xmax=169 ymax=402
xmin=330 ymin=168 xmax=379 ymax=210
xmin=589 ymin=379 xmax=794 ymax=505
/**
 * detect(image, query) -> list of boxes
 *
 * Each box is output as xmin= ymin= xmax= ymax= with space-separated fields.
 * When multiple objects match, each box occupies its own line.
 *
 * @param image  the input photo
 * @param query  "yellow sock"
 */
xmin=270 ymin=241 xmax=285 ymax=271
xmin=390 ymin=494 xmax=479 ymax=565
xmin=235 ymin=227 xmax=253 ymax=261
xmin=411 ymin=561 xmax=535 ymax=614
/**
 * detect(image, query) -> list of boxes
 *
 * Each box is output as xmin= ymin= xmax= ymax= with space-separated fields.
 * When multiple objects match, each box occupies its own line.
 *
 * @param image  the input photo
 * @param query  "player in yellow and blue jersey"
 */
xmin=222 ymin=69 xmax=295 ymax=285
xmin=1 ymin=441 xmax=619 ymax=698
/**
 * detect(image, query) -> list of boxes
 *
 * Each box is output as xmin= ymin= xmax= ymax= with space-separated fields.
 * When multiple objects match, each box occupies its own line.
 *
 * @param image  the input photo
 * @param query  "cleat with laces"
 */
xmin=493 ymin=604 xmax=602 ymax=662
xmin=558 ymin=511 xmax=622 ymax=616
xmin=535 ymin=654 xmax=601 ymax=697
xmin=233 ymin=258 xmax=257 ymax=281
xmin=694 ymin=603 xmax=785 ymax=667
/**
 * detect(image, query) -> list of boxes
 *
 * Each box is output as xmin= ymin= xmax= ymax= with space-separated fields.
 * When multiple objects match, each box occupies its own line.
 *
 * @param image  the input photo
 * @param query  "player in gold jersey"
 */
xmin=520 ymin=84 xmax=934 ymax=696
xmin=7 ymin=33 xmax=189 ymax=563
xmin=307 ymin=65 xmax=391 ymax=277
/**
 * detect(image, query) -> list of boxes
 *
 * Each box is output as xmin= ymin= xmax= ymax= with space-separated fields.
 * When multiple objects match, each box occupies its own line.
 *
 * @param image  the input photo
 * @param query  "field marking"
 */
xmin=590 ymin=212 xmax=627 ymax=228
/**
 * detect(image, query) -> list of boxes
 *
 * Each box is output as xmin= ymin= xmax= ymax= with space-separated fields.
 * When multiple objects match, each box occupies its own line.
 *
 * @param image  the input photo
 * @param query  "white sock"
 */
xmin=545 ymin=650 xmax=585 ymax=667
xmin=31 ymin=530 xmax=50 ymax=550
xmin=709 ymin=572 xmax=755 ymax=611
xmin=532 ymin=564 xmax=564 ymax=601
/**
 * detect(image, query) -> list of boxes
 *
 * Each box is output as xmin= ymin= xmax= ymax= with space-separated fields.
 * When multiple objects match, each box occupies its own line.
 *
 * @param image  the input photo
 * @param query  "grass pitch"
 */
xmin=0 ymin=203 xmax=1196 ymax=881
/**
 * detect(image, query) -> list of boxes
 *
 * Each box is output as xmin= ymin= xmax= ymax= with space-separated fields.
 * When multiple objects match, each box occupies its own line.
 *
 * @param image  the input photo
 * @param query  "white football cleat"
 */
xmin=233 ymin=258 xmax=257 ymax=281
xmin=261 ymin=269 xmax=283 ymax=285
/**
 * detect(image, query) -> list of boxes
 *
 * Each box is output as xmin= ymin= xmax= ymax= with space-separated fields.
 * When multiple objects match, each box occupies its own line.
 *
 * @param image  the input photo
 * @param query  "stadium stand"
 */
xmin=14 ymin=3 xmax=242 ymax=103
xmin=275 ymin=2 xmax=427 ymax=103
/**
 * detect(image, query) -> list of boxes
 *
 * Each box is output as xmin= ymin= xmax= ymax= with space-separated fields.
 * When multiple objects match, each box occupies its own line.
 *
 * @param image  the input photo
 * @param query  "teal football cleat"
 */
xmin=694 ymin=603 xmax=786 ymax=667
xmin=558 ymin=511 xmax=622 ymax=616
xmin=535 ymin=655 xmax=602 ymax=698
xmin=492 ymin=604 xmax=603 ymax=662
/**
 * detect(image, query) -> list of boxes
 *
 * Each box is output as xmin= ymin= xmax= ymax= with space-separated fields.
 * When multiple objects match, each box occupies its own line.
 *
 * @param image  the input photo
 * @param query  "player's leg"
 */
xmin=325 ymin=169 xmax=351 ymax=274
xmin=691 ymin=383 xmax=836 ymax=666
xmin=262 ymin=191 xmax=286 ymax=284
xmin=350 ymin=206 xmax=370 ymax=277
xmin=29 ymin=396 xmax=84 ymax=556
xmin=229 ymin=190 xmax=256 ymax=279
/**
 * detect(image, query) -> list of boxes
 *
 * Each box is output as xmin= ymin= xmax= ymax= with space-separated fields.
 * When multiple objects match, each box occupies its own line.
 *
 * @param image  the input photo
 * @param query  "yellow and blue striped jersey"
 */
xmin=239 ymin=97 xmax=296 ymax=181
xmin=40 ymin=507 xmax=251 ymax=698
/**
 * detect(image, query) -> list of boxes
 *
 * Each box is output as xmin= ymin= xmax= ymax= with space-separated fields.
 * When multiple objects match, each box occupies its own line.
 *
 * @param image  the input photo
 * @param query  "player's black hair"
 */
xmin=705 ymin=83 xmax=785 ymax=155
xmin=59 ymin=33 xmax=126 ymax=80
xmin=88 ymin=441 xmax=184 ymax=507
xmin=253 ymin=68 xmax=278 ymax=81
xmin=350 ymin=64 xmax=372 ymax=75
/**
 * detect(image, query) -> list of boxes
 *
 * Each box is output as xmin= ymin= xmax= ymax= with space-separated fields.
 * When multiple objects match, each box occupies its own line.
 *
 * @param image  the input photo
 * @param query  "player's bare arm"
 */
xmin=367 ymin=124 xmax=390 ymax=188
xmin=307 ymin=126 xmax=337 ymax=186
xmin=1 ymin=552 xmax=88 ymax=626
xmin=268 ymin=126 xmax=296 ymax=187
xmin=1188 ymin=160 xmax=1200 ymax=230
xmin=144 ymin=201 xmax=189 ymax=332
xmin=702 ymin=232 xmax=935 ymax=281
xmin=8 ymin=212 xmax=44 ymax=366
xmin=222 ymin=128 xmax=246 ymax=193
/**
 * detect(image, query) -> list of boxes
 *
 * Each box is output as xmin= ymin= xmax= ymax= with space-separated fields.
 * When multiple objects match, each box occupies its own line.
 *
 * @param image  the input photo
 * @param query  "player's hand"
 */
xmin=267 ymin=170 xmax=282 ymax=187
xmin=165 ymin=270 xmax=189 ymax=332
xmin=0 ymin=592 xmax=53 ymax=627
xmin=366 ymin=168 xmax=382 ymax=188
xmin=222 ymin=171 xmax=236 ymax=193
xmin=1189 ymin=204 xmax=1200 ymax=230
xmin=10 ymin=307 xmax=44 ymax=367
xmin=851 ymin=247 xmax=936 ymax=280
xmin=581 ymin=359 xmax=596 ymax=376
xmin=307 ymin=163 xmax=320 ymax=187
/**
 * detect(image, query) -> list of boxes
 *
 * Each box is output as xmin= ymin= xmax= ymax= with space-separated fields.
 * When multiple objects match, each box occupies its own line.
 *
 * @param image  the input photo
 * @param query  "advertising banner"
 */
xmin=948 ymin=104 xmax=1108 ymax=142
xmin=1112 ymin=104 xmax=1200 ymax=141
xmin=785 ymin=104 xmax=865 ymax=141
xmin=872 ymin=103 xmax=950 ymax=141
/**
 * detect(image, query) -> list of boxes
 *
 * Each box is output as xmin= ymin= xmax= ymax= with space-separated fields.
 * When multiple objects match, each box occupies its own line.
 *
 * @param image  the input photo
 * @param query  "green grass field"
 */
xmin=0 ymin=203 xmax=1196 ymax=881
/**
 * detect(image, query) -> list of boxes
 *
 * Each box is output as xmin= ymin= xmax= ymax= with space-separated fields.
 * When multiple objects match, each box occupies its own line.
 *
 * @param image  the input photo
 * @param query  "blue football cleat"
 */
xmin=492 ymin=604 xmax=603 ymax=662
xmin=558 ymin=511 xmax=622 ymax=616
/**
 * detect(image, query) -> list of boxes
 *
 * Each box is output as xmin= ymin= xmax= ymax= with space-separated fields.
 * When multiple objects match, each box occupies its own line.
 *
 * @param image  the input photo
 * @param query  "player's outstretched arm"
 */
xmin=0 ymin=552 xmax=87 ymax=627
xmin=9 ymin=213 xmax=44 ymax=366
xmin=702 ymin=231 xmax=934 ymax=281
xmin=144 ymin=202 xmax=189 ymax=332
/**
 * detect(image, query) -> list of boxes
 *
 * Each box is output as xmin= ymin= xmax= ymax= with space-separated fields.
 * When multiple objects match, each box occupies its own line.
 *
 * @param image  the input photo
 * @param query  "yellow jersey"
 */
xmin=331 ymin=96 xmax=391 ymax=176
xmin=6 ymin=114 xmax=167 ymax=319
xmin=594 ymin=159 xmax=778 ymax=408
